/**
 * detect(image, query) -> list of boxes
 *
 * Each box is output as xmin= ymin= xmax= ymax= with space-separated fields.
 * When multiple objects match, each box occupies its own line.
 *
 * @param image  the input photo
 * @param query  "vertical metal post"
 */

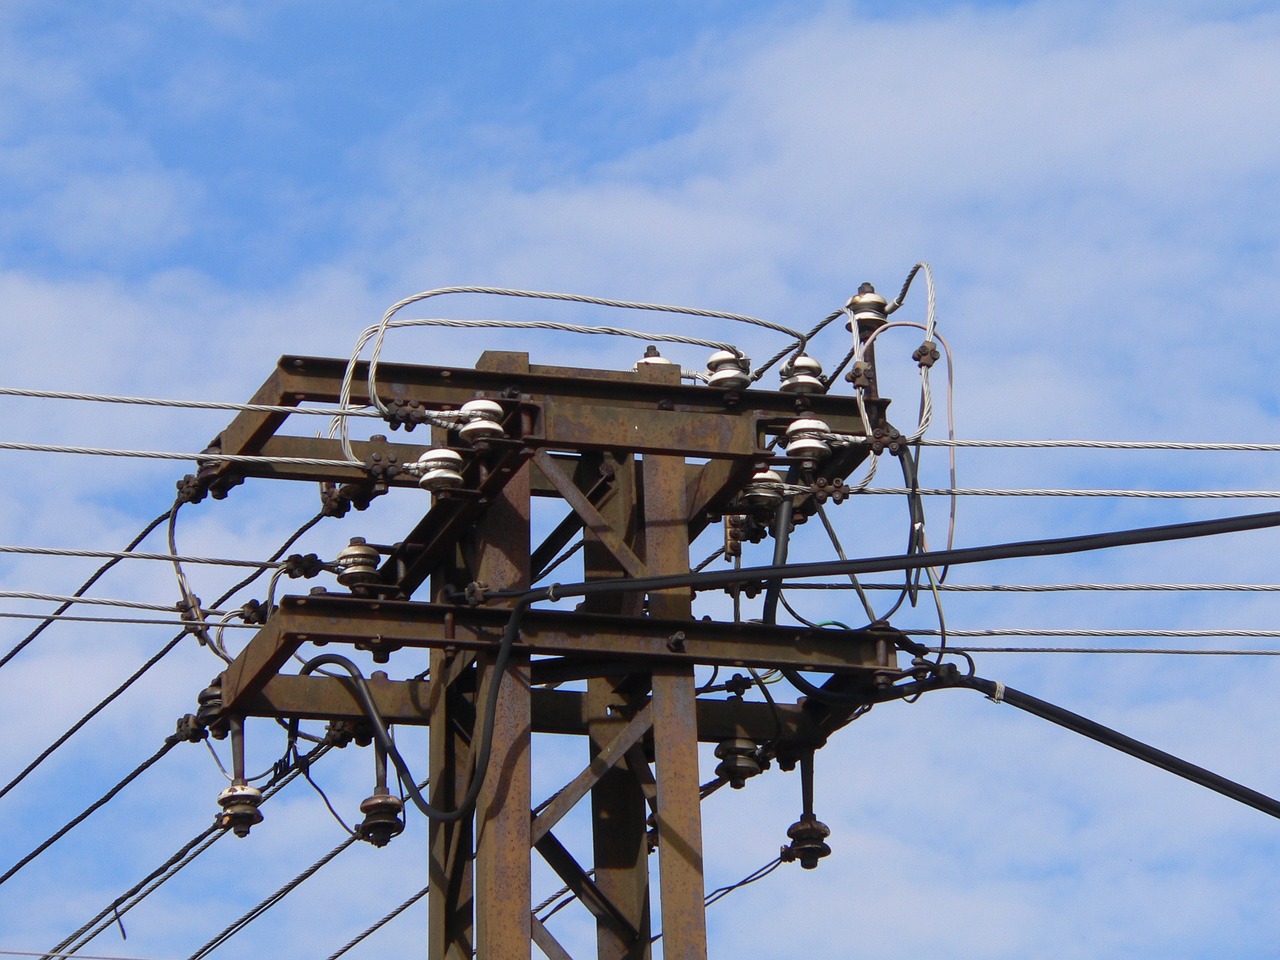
xmin=582 ymin=450 xmax=652 ymax=959
xmin=428 ymin=647 xmax=475 ymax=960
xmin=642 ymin=446 xmax=708 ymax=960
xmin=473 ymin=352 xmax=533 ymax=960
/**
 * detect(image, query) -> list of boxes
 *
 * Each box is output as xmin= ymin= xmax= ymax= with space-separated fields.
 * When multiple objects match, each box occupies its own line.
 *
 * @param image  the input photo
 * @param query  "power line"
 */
xmin=0 ymin=545 xmax=284 ymax=568
xmin=904 ymin=628 xmax=1280 ymax=638
xmin=0 ymin=592 xmax=236 ymax=615
xmin=0 ymin=510 xmax=170 ymax=671
xmin=0 ymin=735 xmax=185 ymax=887
xmin=931 ymin=647 xmax=1280 ymax=655
xmin=0 ymin=513 xmax=325 ymax=807
xmin=0 ymin=612 xmax=257 ymax=628
xmin=916 ymin=438 xmax=1280 ymax=451
xmin=47 ymin=744 xmax=333 ymax=959
xmin=0 ymin=386 xmax=384 ymax=417
xmin=860 ymin=487 xmax=1280 ymax=498
xmin=788 ymin=581 xmax=1280 ymax=593
xmin=0 ymin=441 xmax=352 ymax=468
xmin=324 ymin=885 xmax=428 ymax=960
xmin=186 ymin=835 xmax=359 ymax=960
xmin=0 ymin=636 xmax=184 ymax=803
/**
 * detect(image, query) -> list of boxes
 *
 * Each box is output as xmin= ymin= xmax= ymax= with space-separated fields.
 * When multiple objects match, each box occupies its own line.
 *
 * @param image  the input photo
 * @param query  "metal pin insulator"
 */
xmin=740 ymin=469 xmax=785 ymax=510
xmin=714 ymin=737 xmax=762 ymax=789
xmin=334 ymin=537 xmax=380 ymax=587
xmin=635 ymin=344 xmax=677 ymax=369
xmin=781 ymin=814 xmax=832 ymax=869
xmin=216 ymin=782 xmax=264 ymax=838
xmin=458 ymin=399 xmax=505 ymax=444
xmin=785 ymin=418 xmax=831 ymax=460
xmin=779 ymin=355 xmax=825 ymax=395
xmin=844 ymin=282 xmax=889 ymax=330
xmin=357 ymin=791 xmax=405 ymax=847
xmin=415 ymin=449 xmax=465 ymax=491
xmin=705 ymin=349 xmax=751 ymax=390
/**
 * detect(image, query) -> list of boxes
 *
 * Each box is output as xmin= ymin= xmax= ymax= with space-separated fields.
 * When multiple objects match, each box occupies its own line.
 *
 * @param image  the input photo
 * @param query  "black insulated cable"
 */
xmin=948 ymin=674 xmax=1280 ymax=820
xmin=297 ymin=600 xmax=526 ymax=823
xmin=485 ymin=507 xmax=1280 ymax=604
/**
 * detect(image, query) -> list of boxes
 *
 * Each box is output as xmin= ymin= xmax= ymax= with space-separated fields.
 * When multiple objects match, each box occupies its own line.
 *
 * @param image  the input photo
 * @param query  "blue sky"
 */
xmin=3 ymin=1 xmax=1280 ymax=958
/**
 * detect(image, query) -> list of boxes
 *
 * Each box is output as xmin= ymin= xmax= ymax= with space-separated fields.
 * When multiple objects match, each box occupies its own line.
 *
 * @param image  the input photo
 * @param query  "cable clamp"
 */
xmin=987 ymin=681 xmax=1006 ymax=704
xmin=546 ymin=582 xmax=560 ymax=602
xmin=912 ymin=340 xmax=941 ymax=368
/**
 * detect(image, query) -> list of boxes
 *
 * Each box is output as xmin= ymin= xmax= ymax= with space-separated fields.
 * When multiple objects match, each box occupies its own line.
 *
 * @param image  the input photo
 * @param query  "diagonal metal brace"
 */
xmin=532 ymin=703 xmax=653 ymax=844
xmin=534 ymin=829 xmax=640 ymax=945
xmin=533 ymin=449 xmax=650 ymax=579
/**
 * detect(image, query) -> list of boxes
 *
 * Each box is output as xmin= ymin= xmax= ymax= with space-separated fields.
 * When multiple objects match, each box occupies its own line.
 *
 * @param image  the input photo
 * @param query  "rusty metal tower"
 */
xmin=193 ymin=309 xmax=906 ymax=960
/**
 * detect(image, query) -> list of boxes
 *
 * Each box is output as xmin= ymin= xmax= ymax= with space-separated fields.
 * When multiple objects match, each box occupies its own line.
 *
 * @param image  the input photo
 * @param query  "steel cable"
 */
xmin=0 ymin=510 xmax=170 ymax=670
xmin=0 ymin=737 xmax=182 ymax=887
xmin=47 ymin=744 xmax=332 ymax=958
xmin=323 ymin=886 xmax=429 ymax=960
xmin=0 ymin=513 xmax=324 ymax=806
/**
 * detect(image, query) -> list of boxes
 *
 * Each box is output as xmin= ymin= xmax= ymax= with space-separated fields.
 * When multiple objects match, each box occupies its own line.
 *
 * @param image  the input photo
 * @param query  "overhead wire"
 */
xmin=786 ymin=581 xmax=1280 ymax=592
xmin=323 ymin=886 xmax=429 ymax=960
xmin=0 ymin=545 xmax=284 ymax=568
xmin=0 ymin=612 xmax=257 ymax=628
xmin=185 ymin=836 xmax=359 ymax=960
xmin=0 ymin=735 xmax=185 ymax=887
xmin=0 ymin=510 xmax=170 ymax=671
xmin=0 ymin=512 xmax=325 ymax=807
xmin=46 ymin=743 xmax=334 ymax=959
xmin=929 ymin=647 xmax=1280 ymax=655
xmin=0 ymin=592 xmax=235 ymax=614
xmin=0 ymin=386 xmax=383 ymax=417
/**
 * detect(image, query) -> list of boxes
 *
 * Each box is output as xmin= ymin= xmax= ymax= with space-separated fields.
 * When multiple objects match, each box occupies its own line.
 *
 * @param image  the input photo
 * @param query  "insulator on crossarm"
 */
xmin=781 ymin=813 xmax=832 ymax=869
xmin=335 ymin=537 xmax=380 ymax=587
xmin=714 ymin=737 xmax=763 ymax=789
xmin=414 ymin=448 xmax=465 ymax=492
xmin=740 ymin=469 xmax=785 ymax=511
xmin=358 ymin=791 xmax=405 ymax=847
xmin=458 ymin=399 xmax=505 ymax=444
xmin=635 ymin=344 xmax=677 ymax=369
xmin=785 ymin=418 xmax=831 ymax=461
xmin=845 ymin=283 xmax=888 ymax=330
xmin=705 ymin=349 xmax=751 ymax=390
xmin=779 ymin=355 xmax=825 ymax=395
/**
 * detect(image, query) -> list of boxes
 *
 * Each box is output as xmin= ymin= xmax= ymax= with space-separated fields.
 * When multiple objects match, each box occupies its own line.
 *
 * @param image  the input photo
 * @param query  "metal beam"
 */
xmin=219 ymin=597 xmax=897 ymax=710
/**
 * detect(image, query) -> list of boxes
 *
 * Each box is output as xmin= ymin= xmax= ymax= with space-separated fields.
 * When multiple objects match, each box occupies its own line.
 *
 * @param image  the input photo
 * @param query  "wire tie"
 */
xmin=113 ymin=902 xmax=128 ymax=940
xmin=988 ymin=681 xmax=1006 ymax=704
xmin=546 ymin=583 xmax=560 ymax=602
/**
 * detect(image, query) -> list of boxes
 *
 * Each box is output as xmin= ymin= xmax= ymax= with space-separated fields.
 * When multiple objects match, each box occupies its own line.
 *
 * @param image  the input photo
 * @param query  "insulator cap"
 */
xmin=217 ymin=782 xmax=264 ymax=838
xmin=785 ymin=418 xmax=831 ymax=460
xmin=706 ymin=349 xmax=751 ymax=390
xmin=782 ymin=813 xmax=832 ymax=869
xmin=335 ymin=537 xmax=380 ymax=586
xmin=358 ymin=792 xmax=406 ymax=848
xmin=458 ymin=399 xmax=505 ymax=444
xmin=845 ymin=283 xmax=888 ymax=330
xmin=779 ymin=355 xmax=825 ymax=395
xmin=635 ymin=344 xmax=677 ymax=367
xmin=416 ymin=448 xmax=465 ymax=491
xmin=741 ymin=469 xmax=784 ymax=510
xmin=714 ymin=737 xmax=762 ymax=789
